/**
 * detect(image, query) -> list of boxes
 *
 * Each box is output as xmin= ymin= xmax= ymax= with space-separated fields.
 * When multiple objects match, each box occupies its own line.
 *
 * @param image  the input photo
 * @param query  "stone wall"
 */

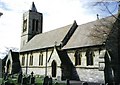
xmin=22 ymin=67 xmax=45 ymax=76
xmin=20 ymin=47 xmax=106 ymax=83
xmin=76 ymin=68 xmax=105 ymax=83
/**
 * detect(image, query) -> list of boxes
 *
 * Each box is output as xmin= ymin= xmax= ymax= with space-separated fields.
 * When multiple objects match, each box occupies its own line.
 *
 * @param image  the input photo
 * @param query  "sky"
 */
xmin=0 ymin=0 xmax=118 ymax=58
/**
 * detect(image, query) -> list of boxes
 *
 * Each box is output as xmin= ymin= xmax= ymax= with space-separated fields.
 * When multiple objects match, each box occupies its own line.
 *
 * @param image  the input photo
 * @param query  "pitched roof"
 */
xmin=20 ymin=14 xmax=117 ymax=52
xmin=63 ymin=15 xmax=117 ymax=49
xmin=20 ymin=24 xmax=73 ymax=52
xmin=11 ymin=51 xmax=19 ymax=62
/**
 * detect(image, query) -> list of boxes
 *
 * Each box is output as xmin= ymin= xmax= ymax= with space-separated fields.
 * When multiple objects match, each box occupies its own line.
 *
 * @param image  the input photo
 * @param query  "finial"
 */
xmin=30 ymin=2 xmax=37 ymax=12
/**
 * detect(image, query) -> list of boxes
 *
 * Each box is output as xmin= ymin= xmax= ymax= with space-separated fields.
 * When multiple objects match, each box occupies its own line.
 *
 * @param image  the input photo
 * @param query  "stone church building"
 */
xmin=19 ymin=2 xmax=120 ymax=83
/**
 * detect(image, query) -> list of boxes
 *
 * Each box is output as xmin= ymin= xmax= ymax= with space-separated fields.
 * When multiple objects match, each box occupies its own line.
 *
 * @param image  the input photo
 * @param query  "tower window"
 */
xmin=39 ymin=52 xmax=43 ymax=66
xmin=23 ymin=20 xmax=27 ymax=32
xmin=32 ymin=19 xmax=35 ymax=31
xmin=29 ymin=54 xmax=33 ymax=66
xmin=74 ymin=50 xmax=81 ymax=66
xmin=86 ymin=49 xmax=94 ymax=66
xmin=36 ymin=20 xmax=38 ymax=31
xmin=22 ymin=55 xmax=25 ymax=66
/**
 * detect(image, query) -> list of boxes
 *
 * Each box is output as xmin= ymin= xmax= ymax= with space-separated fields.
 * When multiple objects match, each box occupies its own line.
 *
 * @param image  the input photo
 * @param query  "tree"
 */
xmin=89 ymin=1 xmax=120 ymax=84
xmin=0 ymin=47 xmax=19 ymax=59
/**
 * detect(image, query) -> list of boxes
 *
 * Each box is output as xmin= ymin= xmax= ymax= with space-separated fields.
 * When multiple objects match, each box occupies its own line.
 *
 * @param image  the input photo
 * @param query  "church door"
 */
xmin=51 ymin=60 xmax=57 ymax=77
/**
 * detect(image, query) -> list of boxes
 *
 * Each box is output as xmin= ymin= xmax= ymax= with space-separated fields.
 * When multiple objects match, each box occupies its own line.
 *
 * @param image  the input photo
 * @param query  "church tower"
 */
xmin=21 ymin=2 xmax=43 ymax=48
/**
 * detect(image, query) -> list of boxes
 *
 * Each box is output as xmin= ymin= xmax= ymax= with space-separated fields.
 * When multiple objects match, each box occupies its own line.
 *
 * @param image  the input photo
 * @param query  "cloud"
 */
xmin=0 ymin=1 xmax=11 ymax=11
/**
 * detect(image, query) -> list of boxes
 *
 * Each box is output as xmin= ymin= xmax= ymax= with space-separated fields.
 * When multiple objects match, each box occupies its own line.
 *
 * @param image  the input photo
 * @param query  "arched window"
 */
xmin=52 ymin=60 xmax=57 ymax=77
xmin=23 ymin=19 xmax=27 ymax=32
xmin=39 ymin=52 xmax=43 ymax=66
xmin=22 ymin=55 xmax=25 ymax=66
xmin=74 ymin=50 xmax=81 ymax=66
xmin=86 ymin=50 xmax=94 ymax=66
xmin=29 ymin=54 xmax=33 ymax=66
xmin=32 ymin=19 xmax=35 ymax=31
xmin=36 ymin=20 xmax=38 ymax=31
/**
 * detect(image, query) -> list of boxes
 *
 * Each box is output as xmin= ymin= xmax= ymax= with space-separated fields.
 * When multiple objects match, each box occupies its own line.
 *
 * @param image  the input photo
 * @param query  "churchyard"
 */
xmin=0 ymin=73 xmax=66 ymax=85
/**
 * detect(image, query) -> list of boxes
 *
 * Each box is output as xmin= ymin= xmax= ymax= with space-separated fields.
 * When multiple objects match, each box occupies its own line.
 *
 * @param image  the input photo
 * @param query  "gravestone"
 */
xmin=30 ymin=71 xmax=35 ymax=84
xmin=31 ymin=71 xmax=34 ymax=77
xmin=22 ymin=77 xmax=28 ymax=84
xmin=31 ymin=77 xmax=35 ymax=84
xmin=27 ymin=75 xmax=31 ymax=84
xmin=43 ymin=76 xmax=49 ymax=85
xmin=4 ymin=73 xmax=8 ymax=80
xmin=66 ymin=79 xmax=70 ymax=85
xmin=17 ymin=72 xmax=23 ymax=84
xmin=4 ymin=81 xmax=9 ymax=85
xmin=49 ymin=77 xmax=52 ymax=85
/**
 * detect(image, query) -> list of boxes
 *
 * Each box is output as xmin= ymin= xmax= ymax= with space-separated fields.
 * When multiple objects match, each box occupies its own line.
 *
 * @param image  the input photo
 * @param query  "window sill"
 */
xmin=22 ymin=66 xmax=45 ymax=68
xmin=75 ymin=65 xmax=99 ymax=69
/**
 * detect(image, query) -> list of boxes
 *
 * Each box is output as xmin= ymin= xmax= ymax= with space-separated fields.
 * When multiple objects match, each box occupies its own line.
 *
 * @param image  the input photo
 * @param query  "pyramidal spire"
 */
xmin=30 ymin=2 xmax=37 ymax=12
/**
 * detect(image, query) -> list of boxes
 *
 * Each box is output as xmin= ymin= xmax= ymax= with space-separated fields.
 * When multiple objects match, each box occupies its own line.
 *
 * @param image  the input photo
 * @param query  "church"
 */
xmin=19 ymin=2 xmax=120 ymax=83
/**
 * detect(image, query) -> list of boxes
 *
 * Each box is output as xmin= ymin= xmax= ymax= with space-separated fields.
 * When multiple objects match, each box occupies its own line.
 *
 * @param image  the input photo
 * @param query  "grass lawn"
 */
xmin=35 ymin=77 xmax=43 ymax=85
xmin=1 ymin=76 xmax=66 ymax=85
xmin=0 ymin=78 xmax=3 ymax=84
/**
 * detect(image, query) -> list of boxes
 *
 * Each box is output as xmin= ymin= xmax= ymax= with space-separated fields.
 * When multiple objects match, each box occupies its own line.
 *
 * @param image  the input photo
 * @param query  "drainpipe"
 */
xmin=45 ymin=49 xmax=48 ymax=76
xmin=26 ymin=53 xmax=28 ymax=74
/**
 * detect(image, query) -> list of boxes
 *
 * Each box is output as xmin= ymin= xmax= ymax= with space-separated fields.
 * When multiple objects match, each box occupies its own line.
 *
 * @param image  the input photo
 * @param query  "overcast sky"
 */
xmin=0 ymin=0 xmax=118 ymax=58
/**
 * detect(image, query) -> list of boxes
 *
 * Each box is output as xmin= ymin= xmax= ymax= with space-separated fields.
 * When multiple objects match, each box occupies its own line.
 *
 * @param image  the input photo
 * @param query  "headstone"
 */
xmin=31 ymin=77 xmax=35 ymax=84
xmin=31 ymin=71 xmax=34 ymax=77
xmin=17 ymin=72 xmax=23 ymax=84
xmin=27 ymin=75 xmax=31 ymax=84
xmin=49 ymin=77 xmax=52 ymax=85
xmin=66 ymin=79 xmax=70 ymax=85
xmin=30 ymin=71 xmax=35 ymax=84
xmin=22 ymin=77 xmax=28 ymax=84
xmin=4 ymin=73 xmax=8 ymax=80
xmin=4 ymin=81 xmax=10 ymax=85
xmin=43 ymin=76 xmax=49 ymax=85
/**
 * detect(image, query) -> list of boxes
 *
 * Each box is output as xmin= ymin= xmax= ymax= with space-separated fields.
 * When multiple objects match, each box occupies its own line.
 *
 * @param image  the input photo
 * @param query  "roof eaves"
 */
xmin=62 ymin=44 xmax=104 ymax=50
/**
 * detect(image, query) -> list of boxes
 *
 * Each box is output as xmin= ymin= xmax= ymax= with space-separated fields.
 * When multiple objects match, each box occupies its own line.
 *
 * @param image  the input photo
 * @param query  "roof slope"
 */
xmin=11 ymin=51 xmax=19 ymax=63
xmin=20 ymin=24 xmax=73 ymax=52
xmin=20 ymin=14 xmax=117 ymax=52
xmin=63 ymin=15 xmax=117 ymax=49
